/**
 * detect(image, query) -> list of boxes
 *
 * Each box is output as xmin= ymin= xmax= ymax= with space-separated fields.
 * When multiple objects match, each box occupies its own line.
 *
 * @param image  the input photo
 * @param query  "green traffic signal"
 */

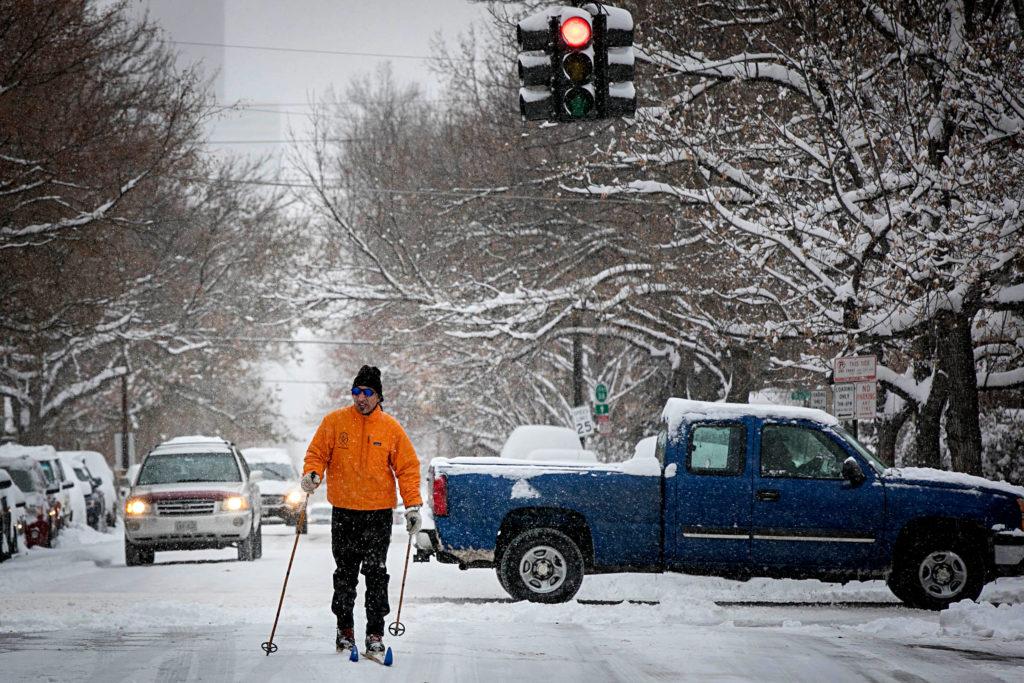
xmin=563 ymin=88 xmax=594 ymax=118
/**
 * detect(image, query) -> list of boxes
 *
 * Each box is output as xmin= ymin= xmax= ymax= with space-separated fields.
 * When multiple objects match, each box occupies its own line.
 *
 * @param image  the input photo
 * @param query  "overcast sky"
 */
xmin=141 ymin=0 xmax=494 ymax=453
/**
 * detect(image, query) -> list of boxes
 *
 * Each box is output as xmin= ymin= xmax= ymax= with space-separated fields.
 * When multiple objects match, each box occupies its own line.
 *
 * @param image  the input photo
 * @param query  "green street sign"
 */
xmin=594 ymin=403 xmax=609 ymax=415
xmin=595 ymin=383 xmax=608 ymax=402
xmin=790 ymin=390 xmax=811 ymax=401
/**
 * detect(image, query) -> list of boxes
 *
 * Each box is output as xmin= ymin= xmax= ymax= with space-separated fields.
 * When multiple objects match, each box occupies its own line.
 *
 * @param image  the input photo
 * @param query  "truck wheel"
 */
xmin=498 ymin=528 xmax=584 ymax=604
xmin=890 ymin=536 xmax=984 ymax=610
xmin=238 ymin=522 xmax=258 ymax=561
xmin=125 ymin=539 xmax=154 ymax=566
xmin=254 ymin=523 xmax=263 ymax=559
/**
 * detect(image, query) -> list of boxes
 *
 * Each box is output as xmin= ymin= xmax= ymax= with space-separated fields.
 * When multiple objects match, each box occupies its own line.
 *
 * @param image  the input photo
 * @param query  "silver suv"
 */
xmin=123 ymin=436 xmax=263 ymax=566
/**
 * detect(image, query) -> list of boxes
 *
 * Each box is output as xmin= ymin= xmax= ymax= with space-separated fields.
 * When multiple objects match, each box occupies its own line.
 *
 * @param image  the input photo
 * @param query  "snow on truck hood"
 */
xmin=883 ymin=467 xmax=1024 ymax=499
xmin=130 ymin=482 xmax=245 ymax=497
xmin=255 ymin=479 xmax=297 ymax=495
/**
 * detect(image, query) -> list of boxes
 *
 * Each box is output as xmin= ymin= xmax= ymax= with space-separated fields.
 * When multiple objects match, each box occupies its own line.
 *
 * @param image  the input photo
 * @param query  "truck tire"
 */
xmin=254 ymin=523 xmax=263 ymax=559
xmin=889 ymin=535 xmax=984 ymax=610
xmin=498 ymin=528 xmax=584 ymax=603
xmin=238 ymin=521 xmax=258 ymax=561
xmin=125 ymin=539 xmax=154 ymax=566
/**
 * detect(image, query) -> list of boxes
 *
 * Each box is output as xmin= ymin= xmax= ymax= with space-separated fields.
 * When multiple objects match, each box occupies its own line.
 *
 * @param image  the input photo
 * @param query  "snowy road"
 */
xmin=2 ymin=524 xmax=1023 ymax=682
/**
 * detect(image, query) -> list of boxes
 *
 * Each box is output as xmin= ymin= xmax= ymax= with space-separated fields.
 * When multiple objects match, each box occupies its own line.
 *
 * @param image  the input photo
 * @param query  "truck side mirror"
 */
xmin=250 ymin=470 xmax=264 ymax=483
xmin=46 ymin=486 xmax=60 ymax=495
xmin=0 ymin=479 xmax=10 ymax=490
xmin=842 ymin=457 xmax=866 ymax=486
xmin=63 ymin=482 xmax=74 ymax=490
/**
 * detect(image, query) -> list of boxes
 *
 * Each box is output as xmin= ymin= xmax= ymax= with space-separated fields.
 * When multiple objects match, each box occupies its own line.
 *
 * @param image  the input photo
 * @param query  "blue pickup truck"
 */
xmin=422 ymin=399 xmax=1024 ymax=610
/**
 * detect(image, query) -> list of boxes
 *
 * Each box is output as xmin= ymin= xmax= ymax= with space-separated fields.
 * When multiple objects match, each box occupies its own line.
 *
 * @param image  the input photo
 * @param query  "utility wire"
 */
xmin=168 ymin=40 xmax=471 ymax=63
xmin=174 ymin=174 xmax=666 ymax=206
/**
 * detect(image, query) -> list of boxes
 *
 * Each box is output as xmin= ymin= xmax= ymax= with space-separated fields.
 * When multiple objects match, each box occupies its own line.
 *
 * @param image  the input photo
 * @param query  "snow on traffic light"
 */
xmin=516 ymin=4 xmax=634 ymax=123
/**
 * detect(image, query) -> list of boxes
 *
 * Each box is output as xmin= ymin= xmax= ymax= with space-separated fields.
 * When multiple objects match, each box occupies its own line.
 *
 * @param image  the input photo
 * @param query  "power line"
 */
xmin=207 ymin=336 xmax=431 ymax=346
xmin=169 ymin=40 xmax=469 ymax=63
xmin=175 ymin=174 xmax=664 ymax=206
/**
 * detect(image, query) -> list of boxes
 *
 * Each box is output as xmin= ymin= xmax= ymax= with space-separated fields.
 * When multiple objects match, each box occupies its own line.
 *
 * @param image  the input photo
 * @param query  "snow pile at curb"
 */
xmin=851 ymin=616 xmax=938 ymax=639
xmin=53 ymin=524 xmax=116 ymax=547
xmin=939 ymin=601 xmax=1024 ymax=640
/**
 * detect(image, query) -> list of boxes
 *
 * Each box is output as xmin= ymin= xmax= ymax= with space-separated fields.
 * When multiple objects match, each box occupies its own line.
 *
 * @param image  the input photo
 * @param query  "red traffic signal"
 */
xmin=559 ymin=16 xmax=592 ymax=48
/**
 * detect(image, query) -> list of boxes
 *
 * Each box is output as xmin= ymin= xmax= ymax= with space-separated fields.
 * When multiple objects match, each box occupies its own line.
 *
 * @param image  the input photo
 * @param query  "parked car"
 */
xmin=53 ymin=451 xmax=93 ymax=528
xmin=0 ymin=453 xmax=55 ymax=548
xmin=0 ymin=468 xmax=25 ymax=560
xmin=123 ymin=435 xmax=263 ymax=565
xmin=24 ymin=445 xmax=74 ymax=532
xmin=308 ymin=501 xmax=333 ymax=525
xmin=61 ymin=450 xmax=118 ymax=527
xmin=61 ymin=453 xmax=107 ymax=531
xmin=242 ymin=447 xmax=307 ymax=533
xmin=422 ymin=399 xmax=1024 ymax=610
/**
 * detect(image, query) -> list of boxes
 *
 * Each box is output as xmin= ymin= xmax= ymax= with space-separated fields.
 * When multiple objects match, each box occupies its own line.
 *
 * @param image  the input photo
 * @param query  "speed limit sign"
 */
xmin=571 ymin=405 xmax=595 ymax=437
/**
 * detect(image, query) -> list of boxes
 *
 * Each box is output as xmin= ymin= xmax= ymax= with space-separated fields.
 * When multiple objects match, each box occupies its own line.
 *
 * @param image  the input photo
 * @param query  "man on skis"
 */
xmin=300 ymin=365 xmax=423 ymax=657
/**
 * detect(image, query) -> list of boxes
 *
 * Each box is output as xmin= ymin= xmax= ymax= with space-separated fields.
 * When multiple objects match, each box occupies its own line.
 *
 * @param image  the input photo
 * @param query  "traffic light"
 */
xmin=516 ymin=5 xmax=635 ymax=122
xmin=599 ymin=6 xmax=635 ymax=117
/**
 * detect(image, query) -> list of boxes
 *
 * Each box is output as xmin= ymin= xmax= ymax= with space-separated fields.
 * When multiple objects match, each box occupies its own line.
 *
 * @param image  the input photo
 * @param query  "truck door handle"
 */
xmin=756 ymin=489 xmax=781 ymax=502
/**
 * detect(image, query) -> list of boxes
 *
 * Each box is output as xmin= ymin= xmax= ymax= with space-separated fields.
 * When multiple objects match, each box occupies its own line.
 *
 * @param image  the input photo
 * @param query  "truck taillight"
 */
xmin=1018 ymin=498 xmax=1024 ymax=531
xmin=432 ymin=474 xmax=448 ymax=517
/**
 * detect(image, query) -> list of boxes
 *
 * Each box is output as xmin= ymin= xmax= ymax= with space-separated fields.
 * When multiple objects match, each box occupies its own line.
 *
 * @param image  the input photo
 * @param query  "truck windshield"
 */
xmin=137 ymin=453 xmax=241 ymax=485
xmin=834 ymin=427 xmax=886 ymax=475
xmin=252 ymin=463 xmax=293 ymax=481
xmin=6 ymin=468 xmax=36 ymax=492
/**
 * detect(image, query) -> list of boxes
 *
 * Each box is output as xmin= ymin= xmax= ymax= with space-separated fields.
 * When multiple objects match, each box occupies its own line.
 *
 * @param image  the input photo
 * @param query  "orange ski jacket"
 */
xmin=302 ymin=405 xmax=422 ymax=511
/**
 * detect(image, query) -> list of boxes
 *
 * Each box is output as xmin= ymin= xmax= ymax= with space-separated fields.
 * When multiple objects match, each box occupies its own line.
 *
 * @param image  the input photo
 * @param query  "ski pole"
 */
xmin=261 ymin=494 xmax=309 ymax=655
xmin=387 ymin=532 xmax=413 ymax=637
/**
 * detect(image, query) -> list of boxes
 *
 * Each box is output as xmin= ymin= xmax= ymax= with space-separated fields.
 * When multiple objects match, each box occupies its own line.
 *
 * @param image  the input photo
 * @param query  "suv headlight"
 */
xmin=125 ymin=497 xmax=150 ymax=516
xmin=285 ymin=490 xmax=303 ymax=506
xmin=222 ymin=496 xmax=249 ymax=512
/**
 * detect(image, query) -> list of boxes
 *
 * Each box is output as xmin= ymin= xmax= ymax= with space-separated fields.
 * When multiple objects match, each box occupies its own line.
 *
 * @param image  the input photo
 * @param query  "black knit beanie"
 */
xmin=353 ymin=365 xmax=383 ymax=400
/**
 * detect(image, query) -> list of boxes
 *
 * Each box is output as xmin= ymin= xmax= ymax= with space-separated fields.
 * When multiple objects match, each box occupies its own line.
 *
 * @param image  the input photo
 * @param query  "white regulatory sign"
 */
xmin=834 ymin=355 xmax=877 ymax=383
xmin=570 ymin=405 xmax=594 ymax=437
xmin=809 ymin=390 xmax=827 ymax=411
xmin=832 ymin=384 xmax=855 ymax=419
xmin=855 ymin=381 xmax=876 ymax=421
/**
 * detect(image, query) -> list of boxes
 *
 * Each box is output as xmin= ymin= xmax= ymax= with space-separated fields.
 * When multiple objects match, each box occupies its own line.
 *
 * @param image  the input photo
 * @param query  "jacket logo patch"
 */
xmin=339 ymin=432 xmax=350 ymax=448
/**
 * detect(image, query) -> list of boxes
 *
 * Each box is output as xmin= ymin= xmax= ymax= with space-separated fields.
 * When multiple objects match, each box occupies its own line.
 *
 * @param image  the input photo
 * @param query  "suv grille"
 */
xmin=156 ymin=499 xmax=217 ymax=516
xmin=262 ymin=494 xmax=284 ymax=506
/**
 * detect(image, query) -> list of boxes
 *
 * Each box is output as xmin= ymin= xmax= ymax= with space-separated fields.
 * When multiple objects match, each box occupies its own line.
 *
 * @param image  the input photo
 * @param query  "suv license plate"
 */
xmin=175 ymin=520 xmax=198 ymax=533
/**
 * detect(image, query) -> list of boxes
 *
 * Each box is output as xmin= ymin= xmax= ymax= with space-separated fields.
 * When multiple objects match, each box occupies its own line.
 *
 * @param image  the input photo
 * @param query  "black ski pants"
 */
xmin=331 ymin=507 xmax=392 ymax=635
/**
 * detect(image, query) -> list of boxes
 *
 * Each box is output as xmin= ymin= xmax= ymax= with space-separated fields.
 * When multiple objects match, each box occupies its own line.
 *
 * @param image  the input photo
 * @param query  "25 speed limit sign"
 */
xmin=571 ymin=405 xmax=595 ymax=437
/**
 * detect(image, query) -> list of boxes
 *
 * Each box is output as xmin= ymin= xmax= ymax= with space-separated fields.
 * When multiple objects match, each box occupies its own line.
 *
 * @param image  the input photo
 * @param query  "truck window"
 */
xmin=760 ymin=424 xmax=848 ymax=479
xmin=688 ymin=424 xmax=745 ymax=475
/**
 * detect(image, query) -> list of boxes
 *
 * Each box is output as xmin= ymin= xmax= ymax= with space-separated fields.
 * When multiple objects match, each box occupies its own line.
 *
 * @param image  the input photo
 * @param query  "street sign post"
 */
xmin=834 ymin=355 xmax=876 ymax=383
xmin=809 ymin=390 xmax=827 ymax=411
xmin=571 ymin=405 xmax=595 ymax=437
xmin=832 ymin=384 xmax=855 ymax=419
xmin=855 ymin=381 xmax=876 ymax=421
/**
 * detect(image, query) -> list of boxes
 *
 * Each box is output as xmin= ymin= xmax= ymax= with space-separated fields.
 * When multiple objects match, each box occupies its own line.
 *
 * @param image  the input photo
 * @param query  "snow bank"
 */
xmin=939 ymin=601 xmax=1024 ymax=640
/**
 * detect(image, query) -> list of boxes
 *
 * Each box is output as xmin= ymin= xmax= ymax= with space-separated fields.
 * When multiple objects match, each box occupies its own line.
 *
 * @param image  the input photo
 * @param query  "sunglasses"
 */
xmin=351 ymin=387 xmax=376 ymax=397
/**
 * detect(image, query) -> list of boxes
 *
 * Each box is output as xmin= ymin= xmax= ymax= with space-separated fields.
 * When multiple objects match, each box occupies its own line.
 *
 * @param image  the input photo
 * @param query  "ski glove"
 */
xmin=404 ymin=506 xmax=422 ymax=534
xmin=300 ymin=471 xmax=321 ymax=494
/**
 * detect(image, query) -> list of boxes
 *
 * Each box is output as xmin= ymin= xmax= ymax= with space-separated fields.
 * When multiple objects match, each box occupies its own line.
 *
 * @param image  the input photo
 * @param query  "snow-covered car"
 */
xmin=60 ymin=453 xmax=107 ymax=531
xmin=0 ymin=454 xmax=55 ymax=548
xmin=0 ymin=468 xmax=25 ymax=560
xmin=242 ymin=447 xmax=307 ymax=533
xmin=308 ymin=501 xmax=333 ymax=525
xmin=123 ymin=436 xmax=263 ymax=566
xmin=54 ymin=451 xmax=93 ymax=529
xmin=22 ymin=445 xmax=74 ymax=532
xmin=61 ymin=450 xmax=118 ymax=527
